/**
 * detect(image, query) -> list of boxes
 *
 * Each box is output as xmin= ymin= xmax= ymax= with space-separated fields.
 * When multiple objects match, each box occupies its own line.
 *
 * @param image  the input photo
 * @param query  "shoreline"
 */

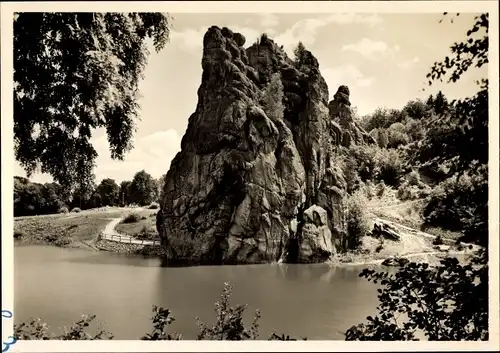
xmin=14 ymin=207 xmax=480 ymax=268
xmin=14 ymin=238 xmax=478 ymax=269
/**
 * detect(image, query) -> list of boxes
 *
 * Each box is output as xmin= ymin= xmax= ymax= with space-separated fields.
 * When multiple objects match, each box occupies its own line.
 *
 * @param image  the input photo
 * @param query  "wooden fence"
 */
xmin=99 ymin=233 xmax=160 ymax=246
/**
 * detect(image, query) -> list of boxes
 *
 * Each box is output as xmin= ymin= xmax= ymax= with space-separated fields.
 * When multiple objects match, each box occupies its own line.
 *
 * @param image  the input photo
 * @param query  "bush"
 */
xmin=123 ymin=213 xmax=141 ymax=223
xmin=14 ymin=315 xmax=113 ymax=340
xmin=148 ymin=203 xmax=159 ymax=209
xmin=345 ymin=251 xmax=488 ymax=341
xmin=196 ymin=282 xmax=261 ymax=340
xmin=376 ymin=149 xmax=404 ymax=187
xmin=70 ymin=207 xmax=81 ymax=213
xmin=423 ymin=171 xmax=487 ymax=246
xmin=432 ymin=235 xmax=444 ymax=245
xmin=14 ymin=231 xmax=24 ymax=239
xmin=344 ymin=192 xmax=370 ymax=251
xmin=58 ymin=206 xmax=69 ymax=214
xmin=376 ymin=182 xmax=386 ymax=197
xmin=407 ymin=170 xmax=421 ymax=186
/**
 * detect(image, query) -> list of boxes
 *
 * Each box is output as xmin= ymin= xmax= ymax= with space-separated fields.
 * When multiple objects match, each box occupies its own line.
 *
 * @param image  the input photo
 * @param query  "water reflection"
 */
xmin=15 ymin=245 xmax=381 ymax=340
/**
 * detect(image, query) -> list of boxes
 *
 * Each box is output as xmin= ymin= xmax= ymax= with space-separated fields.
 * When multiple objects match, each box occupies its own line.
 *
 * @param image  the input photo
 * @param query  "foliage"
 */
xmin=14 ymin=12 xmax=171 ymax=190
xmin=387 ymin=122 xmax=409 ymax=149
xmin=96 ymin=178 xmax=120 ymax=206
xmin=196 ymin=282 xmax=261 ymax=340
xmin=14 ymin=315 xmax=113 ymax=340
xmin=58 ymin=206 xmax=69 ymax=214
xmin=432 ymin=235 xmax=444 ymax=246
xmin=403 ymin=100 xmax=428 ymax=120
xmin=293 ymin=41 xmax=307 ymax=67
xmin=344 ymin=192 xmax=370 ymax=251
xmin=119 ymin=180 xmax=133 ymax=205
xmin=347 ymin=13 xmax=489 ymax=342
xmin=423 ymin=169 xmax=487 ymax=246
xmin=343 ymin=145 xmax=405 ymax=190
xmin=345 ymin=252 xmax=488 ymax=341
xmin=261 ymin=72 xmax=285 ymax=122
xmin=141 ymin=306 xmax=181 ymax=340
xmin=123 ymin=212 xmax=141 ymax=224
xmin=129 ymin=170 xmax=158 ymax=206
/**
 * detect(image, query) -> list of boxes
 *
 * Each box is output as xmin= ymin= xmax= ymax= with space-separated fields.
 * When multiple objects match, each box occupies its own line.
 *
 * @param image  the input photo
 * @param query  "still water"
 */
xmin=14 ymin=245 xmax=381 ymax=340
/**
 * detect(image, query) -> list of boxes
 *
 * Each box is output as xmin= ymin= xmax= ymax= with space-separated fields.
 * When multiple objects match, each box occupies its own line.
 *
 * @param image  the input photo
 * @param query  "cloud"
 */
xmin=322 ymin=65 xmax=376 ymax=92
xmin=258 ymin=13 xmax=280 ymax=28
xmin=341 ymin=38 xmax=400 ymax=59
xmin=326 ymin=13 xmax=383 ymax=27
xmin=91 ymin=129 xmax=182 ymax=183
xmin=171 ymin=25 xmax=265 ymax=52
xmin=274 ymin=13 xmax=384 ymax=57
xmin=398 ymin=56 xmax=421 ymax=69
xmin=170 ymin=28 xmax=206 ymax=52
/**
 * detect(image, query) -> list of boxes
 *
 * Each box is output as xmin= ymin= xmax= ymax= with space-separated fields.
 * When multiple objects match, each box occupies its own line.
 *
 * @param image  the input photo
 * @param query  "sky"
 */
xmin=14 ymin=12 xmax=486 ymax=185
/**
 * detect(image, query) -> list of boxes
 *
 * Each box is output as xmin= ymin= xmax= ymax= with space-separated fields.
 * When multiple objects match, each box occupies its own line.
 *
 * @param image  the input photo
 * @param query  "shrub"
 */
xmin=345 ymin=251 xmax=488 ymax=341
xmin=423 ymin=171 xmax=487 ymax=246
xmin=344 ymin=192 xmax=370 ymax=251
xmin=141 ymin=306 xmax=181 ymax=340
xmin=14 ymin=231 xmax=24 ymax=239
xmin=123 ymin=213 xmax=141 ymax=223
xmin=58 ymin=206 xmax=69 ymax=214
xmin=407 ymin=170 xmax=421 ymax=186
xmin=14 ymin=315 xmax=113 ymax=340
xmin=196 ymin=282 xmax=261 ymax=340
xmin=148 ymin=203 xmax=159 ymax=209
xmin=376 ymin=149 xmax=404 ymax=187
xmin=432 ymin=235 xmax=444 ymax=246
xmin=376 ymin=182 xmax=386 ymax=197
xmin=70 ymin=207 xmax=81 ymax=213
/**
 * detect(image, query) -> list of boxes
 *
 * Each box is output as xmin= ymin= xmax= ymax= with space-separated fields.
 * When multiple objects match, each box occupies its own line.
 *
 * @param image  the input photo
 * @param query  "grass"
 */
xmin=15 ymin=213 xmax=113 ymax=248
xmin=364 ymin=185 xmax=463 ymax=242
xmin=13 ymin=207 xmax=136 ymax=249
xmin=115 ymin=209 xmax=159 ymax=240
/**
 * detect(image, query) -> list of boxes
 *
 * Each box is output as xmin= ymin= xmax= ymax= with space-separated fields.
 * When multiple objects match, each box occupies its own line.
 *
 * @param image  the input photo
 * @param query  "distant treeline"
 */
xmin=14 ymin=170 xmax=165 ymax=217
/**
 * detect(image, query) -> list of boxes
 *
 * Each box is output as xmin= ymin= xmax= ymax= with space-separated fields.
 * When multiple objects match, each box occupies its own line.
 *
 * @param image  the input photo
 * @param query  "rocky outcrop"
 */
xmin=157 ymin=26 xmax=368 ymax=265
xmin=328 ymin=85 xmax=375 ymax=147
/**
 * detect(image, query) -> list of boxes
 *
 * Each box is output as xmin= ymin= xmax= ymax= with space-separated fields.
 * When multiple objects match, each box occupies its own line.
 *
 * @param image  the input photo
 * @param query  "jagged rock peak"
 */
xmin=157 ymin=26 xmax=353 ymax=266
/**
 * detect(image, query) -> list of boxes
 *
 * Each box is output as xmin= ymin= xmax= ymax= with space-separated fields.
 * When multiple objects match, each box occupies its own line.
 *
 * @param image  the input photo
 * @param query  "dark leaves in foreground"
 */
xmin=14 ymin=12 xmax=170 ymax=191
xmin=344 ymin=251 xmax=488 ymax=341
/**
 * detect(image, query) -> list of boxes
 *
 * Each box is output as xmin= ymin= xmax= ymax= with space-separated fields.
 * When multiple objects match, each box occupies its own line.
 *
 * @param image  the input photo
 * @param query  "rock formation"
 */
xmin=328 ymin=85 xmax=375 ymax=147
xmin=157 ymin=26 xmax=370 ymax=265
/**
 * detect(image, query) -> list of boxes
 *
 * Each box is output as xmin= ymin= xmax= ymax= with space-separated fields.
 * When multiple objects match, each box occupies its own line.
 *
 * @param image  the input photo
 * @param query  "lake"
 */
xmin=14 ymin=245 xmax=381 ymax=340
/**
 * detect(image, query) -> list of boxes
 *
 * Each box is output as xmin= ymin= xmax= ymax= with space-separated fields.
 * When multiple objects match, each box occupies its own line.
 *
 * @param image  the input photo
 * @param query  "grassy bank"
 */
xmin=115 ymin=209 xmax=159 ymax=240
xmin=14 ymin=208 xmax=133 ymax=249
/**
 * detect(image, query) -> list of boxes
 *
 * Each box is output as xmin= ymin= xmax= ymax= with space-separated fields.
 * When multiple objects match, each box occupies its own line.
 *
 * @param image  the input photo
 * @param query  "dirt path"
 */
xmin=99 ymin=209 xmax=160 ymax=246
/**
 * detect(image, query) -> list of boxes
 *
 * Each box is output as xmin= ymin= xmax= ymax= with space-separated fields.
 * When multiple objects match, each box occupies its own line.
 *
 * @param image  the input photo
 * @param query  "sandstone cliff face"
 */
xmin=158 ymin=26 xmax=366 ymax=265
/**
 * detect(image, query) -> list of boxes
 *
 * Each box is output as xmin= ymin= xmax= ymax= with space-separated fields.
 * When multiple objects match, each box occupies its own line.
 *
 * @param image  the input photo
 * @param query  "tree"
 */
xmin=346 ymin=13 xmax=489 ymax=341
xmin=426 ymin=94 xmax=434 ymax=106
xmin=433 ymin=91 xmax=449 ymax=115
xmin=71 ymin=181 xmax=96 ymax=210
xmin=403 ymin=100 xmax=427 ymax=120
xmin=96 ymin=178 xmax=120 ymax=206
xmin=130 ymin=170 xmax=157 ymax=206
xmin=293 ymin=41 xmax=308 ymax=68
xmin=14 ymin=12 xmax=171 ymax=191
xmin=345 ymin=254 xmax=488 ymax=341
xmin=41 ymin=182 xmax=65 ymax=213
xmin=119 ymin=180 xmax=132 ymax=206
